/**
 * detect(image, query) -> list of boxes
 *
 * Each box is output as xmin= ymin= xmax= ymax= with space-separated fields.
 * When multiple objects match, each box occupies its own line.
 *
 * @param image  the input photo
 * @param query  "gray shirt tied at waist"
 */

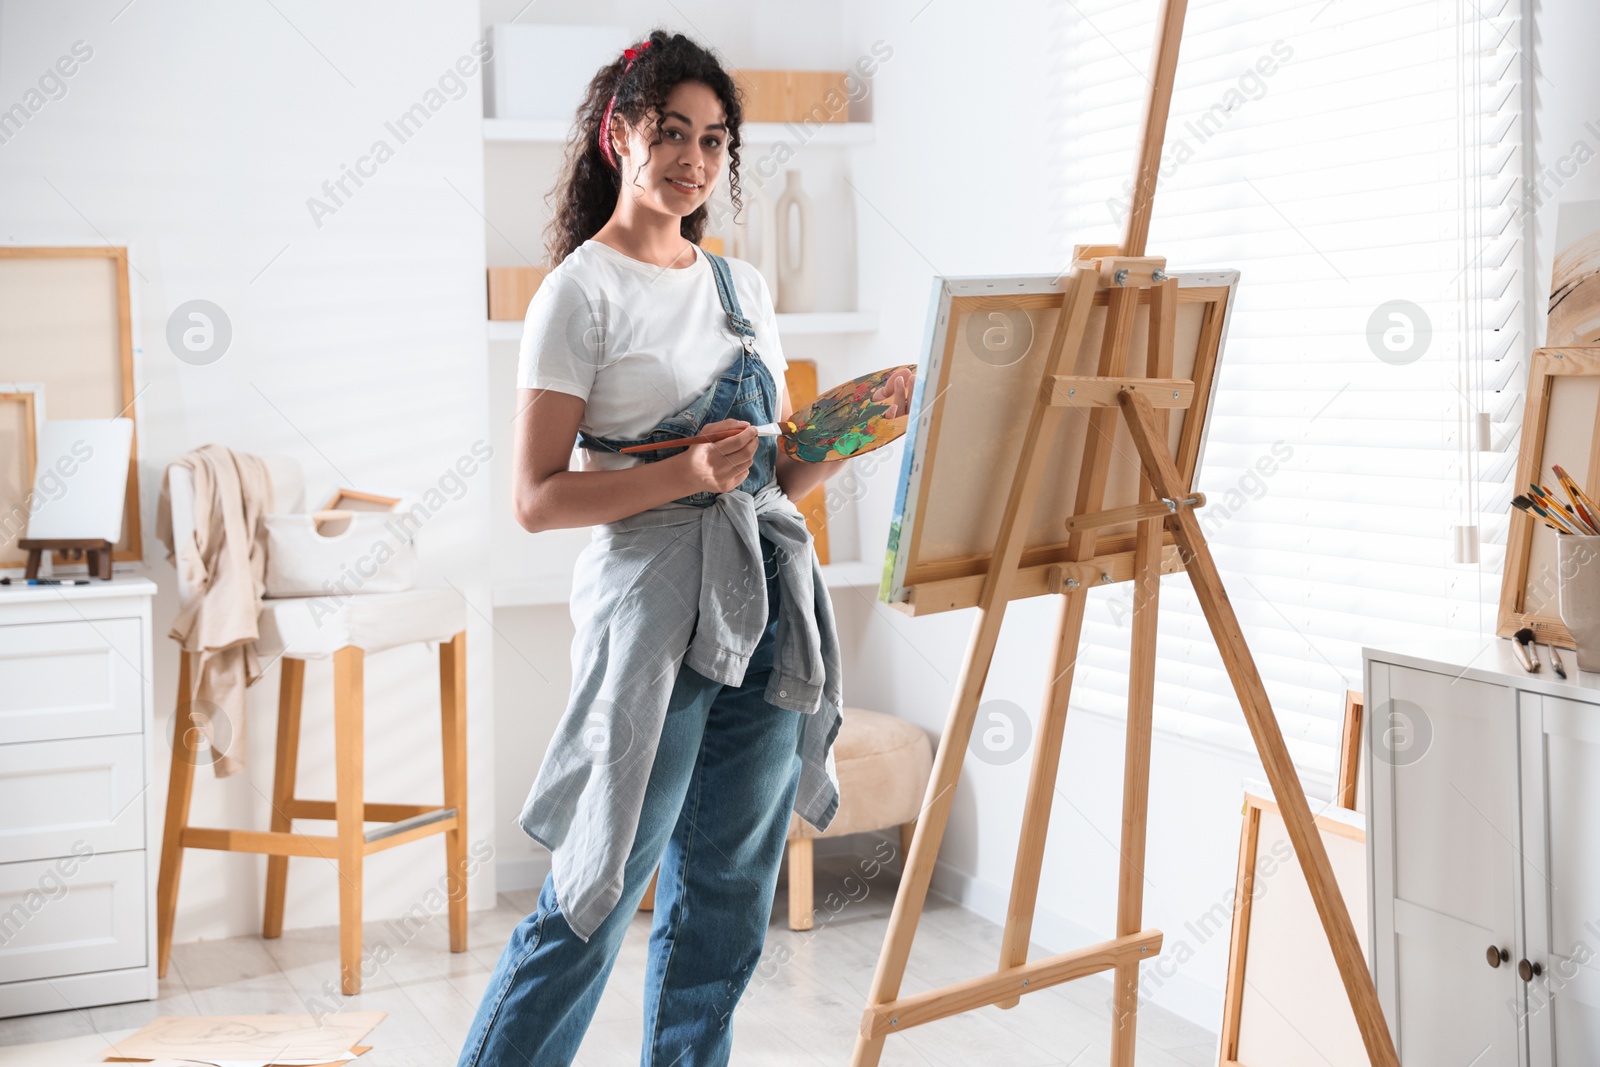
xmin=517 ymin=480 xmax=844 ymax=941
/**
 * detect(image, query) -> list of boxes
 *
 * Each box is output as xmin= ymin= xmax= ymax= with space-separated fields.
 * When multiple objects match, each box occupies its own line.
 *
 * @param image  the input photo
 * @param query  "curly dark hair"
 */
xmin=544 ymin=29 xmax=744 ymax=266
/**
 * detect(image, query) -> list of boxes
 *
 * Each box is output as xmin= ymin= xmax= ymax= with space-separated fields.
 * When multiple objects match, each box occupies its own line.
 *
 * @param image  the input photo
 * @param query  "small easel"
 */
xmin=17 ymin=537 xmax=116 ymax=579
xmin=850 ymin=1 xmax=1399 ymax=1064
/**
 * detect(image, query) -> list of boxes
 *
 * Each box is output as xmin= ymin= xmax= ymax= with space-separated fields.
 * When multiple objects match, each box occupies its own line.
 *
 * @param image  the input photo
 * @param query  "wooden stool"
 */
xmin=784 ymin=707 xmax=932 ymax=930
xmin=155 ymin=605 xmax=469 ymax=995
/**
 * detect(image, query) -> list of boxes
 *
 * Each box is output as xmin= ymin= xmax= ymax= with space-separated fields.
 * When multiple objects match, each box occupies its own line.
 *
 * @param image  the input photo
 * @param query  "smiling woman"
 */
xmin=458 ymin=28 xmax=853 ymax=1067
xmin=542 ymin=30 xmax=745 ymax=268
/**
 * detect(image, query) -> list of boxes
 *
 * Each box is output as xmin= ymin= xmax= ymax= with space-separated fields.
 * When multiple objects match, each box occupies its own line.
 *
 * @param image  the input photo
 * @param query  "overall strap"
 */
xmin=703 ymin=250 xmax=756 ymax=352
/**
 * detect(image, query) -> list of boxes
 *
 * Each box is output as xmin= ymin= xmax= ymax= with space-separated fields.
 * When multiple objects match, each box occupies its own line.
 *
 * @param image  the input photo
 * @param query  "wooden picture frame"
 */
xmin=879 ymin=269 xmax=1238 ymax=614
xmin=1497 ymin=347 xmax=1600 ymax=647
xmin=320 ymin=488 xmax=403 ymax=512
xmin=0 ymin=247 xmax=142 ymax=566
xmin=0 ymin=385 xmax=45 ymax=568
xmin=1336 ymin=689 xmax=1364 ymax=812
xmin=1219 ymin=786 xmax=1369 ymax=1066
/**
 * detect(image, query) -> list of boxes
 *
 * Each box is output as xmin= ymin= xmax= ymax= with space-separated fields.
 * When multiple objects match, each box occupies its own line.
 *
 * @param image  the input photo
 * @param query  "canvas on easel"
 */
xmin=880 ymin=268 xmax=1237 ymax=613
xmin=848 ymin=0 xmax=1397 ymax=1063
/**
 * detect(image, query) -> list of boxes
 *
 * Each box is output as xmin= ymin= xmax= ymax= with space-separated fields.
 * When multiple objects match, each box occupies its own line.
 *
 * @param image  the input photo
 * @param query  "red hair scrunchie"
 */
xmin=599 ymin=39 xmax=653 ymax=170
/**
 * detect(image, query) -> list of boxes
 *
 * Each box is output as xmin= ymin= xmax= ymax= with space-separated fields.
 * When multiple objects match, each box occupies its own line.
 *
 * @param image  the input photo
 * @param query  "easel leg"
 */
xmin=1117 ymin=389 xmax=1400 ymax=1066
xmin=1109 ymin=270 xmax=1179 ymax=1058
xmin=995 ymin=586 xmax=1089 ymax=1006
xmin=853 ymin=267 xmax=1102 ymax=1065
xmin=850 ymin=608 xmax=1006 ymax=1066
xmin=1111 ymin=513 xmax=1163 ymax=1064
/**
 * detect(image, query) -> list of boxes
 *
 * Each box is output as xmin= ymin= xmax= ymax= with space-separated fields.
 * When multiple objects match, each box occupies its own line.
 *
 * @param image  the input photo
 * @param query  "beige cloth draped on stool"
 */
xmin=154 ymin=444 xmax=276 ymax=777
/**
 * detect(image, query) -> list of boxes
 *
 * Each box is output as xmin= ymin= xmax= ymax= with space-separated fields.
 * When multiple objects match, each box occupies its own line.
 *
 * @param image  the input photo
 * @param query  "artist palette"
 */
xmin=780 ymin=363 xmax=916 ymax=463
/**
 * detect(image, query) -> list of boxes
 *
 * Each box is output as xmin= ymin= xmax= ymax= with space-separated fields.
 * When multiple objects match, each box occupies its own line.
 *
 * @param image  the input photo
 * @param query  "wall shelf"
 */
xmin=776 ymin=311 xmax=878 ymax=334
xmin=494 ymin=558 xmax=881 ymax=608
xmin=484 ymin=118 xmax=874 ymax=147
xmin=488 ymin=310 xmax=877 ymax=343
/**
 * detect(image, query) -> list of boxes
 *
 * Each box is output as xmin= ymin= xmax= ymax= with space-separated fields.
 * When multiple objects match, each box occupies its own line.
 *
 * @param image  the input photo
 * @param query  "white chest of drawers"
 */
xmin=1365 ymin=636 xmax=1600 ymax=1067
xmin=0 ymin=576 xmax=158 ymax=1018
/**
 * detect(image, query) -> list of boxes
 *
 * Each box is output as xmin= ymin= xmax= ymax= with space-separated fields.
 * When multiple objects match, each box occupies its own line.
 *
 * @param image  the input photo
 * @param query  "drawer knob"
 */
xmin=1487 ymin=945 xmax=1509 ymax=968
xmin=1518 ymin=958 xmax=1543 ymax=982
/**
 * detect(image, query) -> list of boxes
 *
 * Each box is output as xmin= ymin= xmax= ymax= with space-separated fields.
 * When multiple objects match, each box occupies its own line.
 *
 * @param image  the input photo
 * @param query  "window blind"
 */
xmin=1048 ymin=0 xmax=1526 ymax=767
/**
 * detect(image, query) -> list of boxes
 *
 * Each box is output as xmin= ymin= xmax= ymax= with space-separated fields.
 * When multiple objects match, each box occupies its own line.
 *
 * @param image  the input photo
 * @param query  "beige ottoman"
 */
xmin=784 ymin=706 xmax=933 ymax=930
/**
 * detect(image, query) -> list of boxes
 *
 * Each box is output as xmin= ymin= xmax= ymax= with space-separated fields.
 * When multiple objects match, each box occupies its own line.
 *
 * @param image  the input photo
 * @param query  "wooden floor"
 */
xmin=0 ymin=849 xmax=1217 ymax=1065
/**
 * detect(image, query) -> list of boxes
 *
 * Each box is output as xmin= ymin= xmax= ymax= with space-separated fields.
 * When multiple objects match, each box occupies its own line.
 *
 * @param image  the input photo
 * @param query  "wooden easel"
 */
xmin=18 ymin=537 xmax=115 ymax=579
xmin=850 ymin=1 xmax=1400 ymax=1063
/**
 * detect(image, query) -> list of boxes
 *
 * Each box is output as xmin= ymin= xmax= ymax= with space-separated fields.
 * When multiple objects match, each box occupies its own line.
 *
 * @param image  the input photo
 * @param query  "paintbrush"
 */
xmin=613 ymin=364 xmax=919 ymax=459
xmin=617 ymin=422 xmax=793 ymax=454
xmin=1534 ymin=481 xmax=1599 ymax=533
xmin=1549 ymin=642 xmax=1568 ymax=679
xmin=1551 ymin=465 xmax=1600 ymax=534
xmin=1528 ymin=484 xmax=1589 ymax=534
xmin=1512 ymin=627 xmax=1543 ymax=673
xmin=1513 ymin=494 xmax=1577 ymax=534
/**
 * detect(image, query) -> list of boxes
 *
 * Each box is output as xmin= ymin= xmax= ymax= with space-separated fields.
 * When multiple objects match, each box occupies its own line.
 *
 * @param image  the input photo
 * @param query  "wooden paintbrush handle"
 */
xmin=617 ymin=426 xmax=748 ymax=455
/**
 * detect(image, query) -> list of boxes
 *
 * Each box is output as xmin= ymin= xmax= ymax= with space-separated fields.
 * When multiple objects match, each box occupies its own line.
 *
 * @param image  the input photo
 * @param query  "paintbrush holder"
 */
xmin=1558 ymin=533 xmax=1600 ymax=670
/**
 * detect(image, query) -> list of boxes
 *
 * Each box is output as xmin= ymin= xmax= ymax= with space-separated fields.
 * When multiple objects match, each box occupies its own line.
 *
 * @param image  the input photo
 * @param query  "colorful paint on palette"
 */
xmin=782 ymin=365 xmax=915 ymax=463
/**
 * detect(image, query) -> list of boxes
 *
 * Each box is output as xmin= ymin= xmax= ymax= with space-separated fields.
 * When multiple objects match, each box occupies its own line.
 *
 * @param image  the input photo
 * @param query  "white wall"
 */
xmin=0 ymin=0 xmax=500 ymax=950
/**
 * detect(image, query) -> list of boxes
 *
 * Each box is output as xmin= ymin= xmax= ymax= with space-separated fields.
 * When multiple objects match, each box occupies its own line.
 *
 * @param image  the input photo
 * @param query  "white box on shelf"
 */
xmin=486 ymin=24 xmax=631 ymax=122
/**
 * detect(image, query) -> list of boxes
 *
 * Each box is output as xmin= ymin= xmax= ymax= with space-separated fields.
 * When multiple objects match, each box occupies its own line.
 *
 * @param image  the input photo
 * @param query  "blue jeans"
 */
xmin=459 ymin=538 xmax=803 ymax=1067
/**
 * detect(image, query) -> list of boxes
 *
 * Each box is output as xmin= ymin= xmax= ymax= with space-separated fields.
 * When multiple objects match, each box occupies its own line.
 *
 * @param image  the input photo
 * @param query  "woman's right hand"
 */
xmin=674 ymin=419 xmax=758 ymax=494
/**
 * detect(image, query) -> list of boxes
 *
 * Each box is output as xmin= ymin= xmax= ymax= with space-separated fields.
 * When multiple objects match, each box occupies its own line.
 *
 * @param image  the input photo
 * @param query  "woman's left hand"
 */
xmin=872 ymin=368 xmax=914 ymax=420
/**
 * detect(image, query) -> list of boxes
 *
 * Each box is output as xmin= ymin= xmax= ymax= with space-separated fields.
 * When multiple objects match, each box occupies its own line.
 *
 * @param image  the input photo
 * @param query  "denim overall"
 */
xmin=458 ymin=248 xmax=805 ymax=1067
xmin=575 ymin=249 xmax=779 ymax=506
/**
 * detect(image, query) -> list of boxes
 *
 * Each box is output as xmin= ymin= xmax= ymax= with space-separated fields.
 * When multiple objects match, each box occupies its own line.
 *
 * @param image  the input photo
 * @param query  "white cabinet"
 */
xmin=0 ymin=577 xmax=158 ymax=1018
xmin=1365 ymin=638 xmax=1600 ymax=1067
xmin=1519 ymin=692 xmax=1600 ymax=1061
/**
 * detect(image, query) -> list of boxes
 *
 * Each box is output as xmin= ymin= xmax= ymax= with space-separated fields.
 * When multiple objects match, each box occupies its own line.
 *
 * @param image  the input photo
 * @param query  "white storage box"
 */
xmin=263 ymin=510 xmax=416 ymax=599
xmin=486 ymin=23 xmax=631 ymax=122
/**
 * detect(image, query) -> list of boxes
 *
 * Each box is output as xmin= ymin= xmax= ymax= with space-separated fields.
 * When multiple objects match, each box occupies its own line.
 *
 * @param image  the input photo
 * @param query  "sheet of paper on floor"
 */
xmin=101 ymin=1013 xmax=384 ymax=1064
xmin=0 ymin=1030 xmax=176 ymax=1067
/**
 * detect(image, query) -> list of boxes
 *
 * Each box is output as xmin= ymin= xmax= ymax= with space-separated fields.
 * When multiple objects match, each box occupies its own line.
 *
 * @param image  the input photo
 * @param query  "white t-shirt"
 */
xmin=516 ymin=239 xmax=788 ymax=471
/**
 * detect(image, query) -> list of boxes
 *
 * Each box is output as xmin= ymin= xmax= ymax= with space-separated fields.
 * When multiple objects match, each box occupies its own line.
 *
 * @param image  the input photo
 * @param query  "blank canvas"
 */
xmin=24 ymin=419 xmax=135 ymax=542
xmin=1233 ymin=796 xmax=1369 ymax=1065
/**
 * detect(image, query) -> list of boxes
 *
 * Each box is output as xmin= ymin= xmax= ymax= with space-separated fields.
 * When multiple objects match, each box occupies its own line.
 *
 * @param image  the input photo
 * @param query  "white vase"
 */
xmin=731 ymin=186 xmax=779 ymax=306
xmin=1558 ymin=533 xmax=1600 ymax=670
xmin=774 ymin=169 xmax=815 ymax=313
